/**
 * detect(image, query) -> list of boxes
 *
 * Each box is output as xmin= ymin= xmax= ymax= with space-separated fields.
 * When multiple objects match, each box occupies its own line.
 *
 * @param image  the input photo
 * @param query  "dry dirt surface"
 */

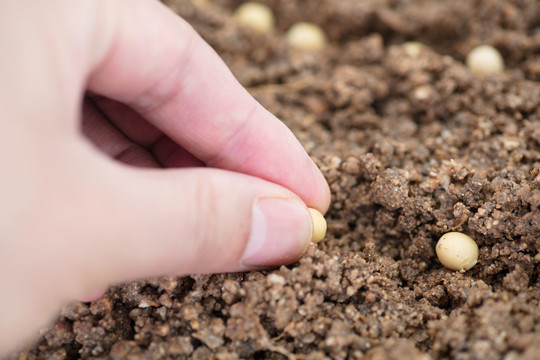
xmin=10 ymin=0 xmax=540 ymax=359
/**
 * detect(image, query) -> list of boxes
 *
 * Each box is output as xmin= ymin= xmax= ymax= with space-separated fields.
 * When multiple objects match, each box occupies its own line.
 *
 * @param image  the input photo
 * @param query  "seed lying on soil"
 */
xmin=192 ymin=0 xmax=209 ymax=9
xmin=286 ymin=22 xmax=327 ymax=51
xmin=436 ymin=232 xmax=479 ymax=272
xmin=308 ymin=208 xmax=327 ymax=243
xmin=465 ymin=45 xmax=505 ymax=75
xmin=234 ymin=2 xmax=275 ymax=33
xmin=402 ymin=41 xmax=424 ymax=58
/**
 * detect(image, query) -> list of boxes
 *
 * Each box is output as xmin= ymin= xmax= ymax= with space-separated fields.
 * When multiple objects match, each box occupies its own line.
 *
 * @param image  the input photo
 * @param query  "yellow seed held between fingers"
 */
xmin=465 ymin=45 xmax=505 ymax=75
xmin=234 ymin=2 xmax=275 ymax=34
xmin=308 ymin=208 xmax=327 ymax=243
xmin=286 ymin=22 xmax=327 ymax=51
xmin=436 ymin=232 xmax=479 ymax=272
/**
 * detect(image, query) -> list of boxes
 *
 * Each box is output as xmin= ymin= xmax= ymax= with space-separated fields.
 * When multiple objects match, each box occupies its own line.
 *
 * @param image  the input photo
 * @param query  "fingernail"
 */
xmin=241 ymin=198 xmax=312 ymax=267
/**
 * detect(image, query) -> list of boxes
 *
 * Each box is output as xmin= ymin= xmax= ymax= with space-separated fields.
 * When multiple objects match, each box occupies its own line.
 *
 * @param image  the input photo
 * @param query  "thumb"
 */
xmin=71 ymin=159 xmax=314 ymax=296
xmin=1 ymin=154 xmax=315 ymax=353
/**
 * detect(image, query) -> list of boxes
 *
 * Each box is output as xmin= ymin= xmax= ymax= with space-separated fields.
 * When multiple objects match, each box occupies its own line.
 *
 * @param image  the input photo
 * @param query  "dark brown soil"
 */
xmin=11 ymin=0 xmax=540 ymax=359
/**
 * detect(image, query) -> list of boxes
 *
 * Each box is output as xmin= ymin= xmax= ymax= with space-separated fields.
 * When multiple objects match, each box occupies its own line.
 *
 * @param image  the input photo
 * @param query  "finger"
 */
xmin=89 ymin=95 xmax=205 ymax=168
xmin=78 ymin=287 xmax=107 ymax=303
xmin=82 ymin=98 xmax=160 ymax=167
xmin=85 ymin=0 xmax=330 ymax=212
xmin=151 ymin=135 xmax=206 ymax=168
xmin=51 ymin=153 xmax=313 ymax=299
xmin=88 ymin=94 xmax=162 ymax=148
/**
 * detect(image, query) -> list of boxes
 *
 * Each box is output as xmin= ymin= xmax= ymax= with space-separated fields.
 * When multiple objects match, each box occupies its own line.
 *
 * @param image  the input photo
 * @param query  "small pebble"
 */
xmin=466 ymin=45 xmax=505 ymax=75
xmin=309 ymin=208 xmax=327 ymax=243
xmin=286 ymin=22 xmax=327 ymax=51
xmin=234 ymin=2 xmax=275 ymax=34
xmin=436 ymin=232 xmax=479 ymax=272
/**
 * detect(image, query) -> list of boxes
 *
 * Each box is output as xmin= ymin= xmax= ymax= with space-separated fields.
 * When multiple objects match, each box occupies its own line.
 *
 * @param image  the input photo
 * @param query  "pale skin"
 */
xmin=0 ymin=0 xmax=330 ymax=355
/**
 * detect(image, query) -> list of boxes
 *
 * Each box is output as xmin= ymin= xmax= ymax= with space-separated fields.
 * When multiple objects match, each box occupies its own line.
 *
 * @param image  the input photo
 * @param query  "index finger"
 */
xmin=86 ymin=0 xmax=330 ymax=212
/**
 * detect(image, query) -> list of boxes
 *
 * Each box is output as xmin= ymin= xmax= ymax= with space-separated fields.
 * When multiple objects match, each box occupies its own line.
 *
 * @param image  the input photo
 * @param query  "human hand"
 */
xmin=0 ymin=0 xmax=330 ymax=354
